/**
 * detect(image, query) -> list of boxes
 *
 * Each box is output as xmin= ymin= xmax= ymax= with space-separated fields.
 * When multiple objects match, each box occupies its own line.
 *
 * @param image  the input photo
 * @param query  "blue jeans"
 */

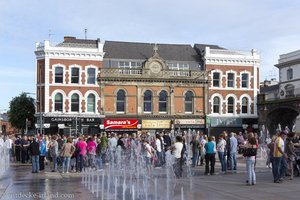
xmin=62 ymin=157 xmax=71 ymax=173
xmin=218 ymin=152 xmax=226 ymax=172
xmin=96 ymin=155 xmax=103 ymax=169
xmin=273 ymin=157 xmax=282 ymax=182
xmin=192 ymin=151 xmax=199 ymax=167
xmin=229 ymin=152 xmax=237 ymax=170
xmin=246 ymin=158 xmax=256 ymax=184
xmin=32 ymin=155 xmax=39 ymax=172
xmin=52 ymin=155 xmax=58 ymax=172
xmin=76 ymin=154 xmax=84 ymax=172
xmin=88 ymin=154 xmax=96 ymax=168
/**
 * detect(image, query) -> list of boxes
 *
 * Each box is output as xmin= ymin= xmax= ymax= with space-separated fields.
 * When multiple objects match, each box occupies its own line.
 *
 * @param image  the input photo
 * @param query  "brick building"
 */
xmin=100 ymin=41 xmax=207 ymax=133
xmin=194 ymin=45 xmax=260 ymax=135
xmin=34 ymin=37 xmax=105 ymax=135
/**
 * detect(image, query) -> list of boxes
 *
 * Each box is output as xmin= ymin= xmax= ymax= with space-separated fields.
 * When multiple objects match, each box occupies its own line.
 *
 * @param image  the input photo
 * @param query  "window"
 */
xmin=241 ymin=97 xmax=248 ymax=114
xmin=54 ymin=93 xmax=63 ymax=111
xmin=116 ymin=90 xmax=126 ymax=112
xmin=241 ymin=74 xmax=249 ymax=88
xmin=55 ymin=67 xmax=63 ymax=83
xmin=227 ymin=97 xmax=234 ymax=113
xmin=227 ymin=73 xmax=234 ymax=87
xmin=71 ymin=68 xmax=80 ymax=83
xmin=213 ymin=96 xmax=220 ymax=114
xmin=87 ymin=68 xmax=96 ymax=84
xmin=285 ymin=84 xmax=295 ymax=97
xmin=71 ymin=94 xmax=79 ymax=112
xmin=287 ymin=68 xmax=293 ymax=80
xmin=159 ymin=91 xmax=168 ymax=112
xmin=144 ymin=90 xmax=153 ymax=112
xmin=213 ymin=72 xmax=220 ymax=87
xmin=185 ymin=91 xmax=194 ymax=113
xmin=87 ymin=94 xmax=95 ymax=112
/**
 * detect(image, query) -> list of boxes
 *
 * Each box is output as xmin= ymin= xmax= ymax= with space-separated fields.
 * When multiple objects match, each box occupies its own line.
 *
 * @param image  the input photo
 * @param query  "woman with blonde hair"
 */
xmin=60 ymin=137 xmax=75 ymax=173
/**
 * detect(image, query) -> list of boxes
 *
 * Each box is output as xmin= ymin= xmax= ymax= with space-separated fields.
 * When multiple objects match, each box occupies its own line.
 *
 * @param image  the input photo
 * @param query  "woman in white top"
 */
xmin=217 ymin=133 xmax=227 ymax=173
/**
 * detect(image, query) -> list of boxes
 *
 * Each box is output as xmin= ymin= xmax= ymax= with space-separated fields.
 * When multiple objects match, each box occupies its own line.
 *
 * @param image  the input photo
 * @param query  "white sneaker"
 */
xmin=66 ymin=172 xmax=69 ymax=174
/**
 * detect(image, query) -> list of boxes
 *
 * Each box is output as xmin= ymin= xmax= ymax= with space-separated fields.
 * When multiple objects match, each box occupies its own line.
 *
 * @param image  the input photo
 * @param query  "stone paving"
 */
xmin=0 ymin=160 xmax=299 ymax=200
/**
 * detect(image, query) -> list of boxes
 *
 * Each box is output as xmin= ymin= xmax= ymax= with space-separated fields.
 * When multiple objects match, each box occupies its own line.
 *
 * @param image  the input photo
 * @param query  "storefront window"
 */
xmin=144 ymin=90 xmax=152 ymax=113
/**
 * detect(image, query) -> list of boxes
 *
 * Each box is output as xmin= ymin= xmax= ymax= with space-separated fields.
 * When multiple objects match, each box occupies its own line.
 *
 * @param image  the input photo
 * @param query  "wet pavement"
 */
xmin=0 ymin=160 xmax=300 ymax=200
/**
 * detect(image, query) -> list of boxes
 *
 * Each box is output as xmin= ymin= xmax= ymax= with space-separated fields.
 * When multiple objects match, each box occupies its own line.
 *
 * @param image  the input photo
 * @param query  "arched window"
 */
xmin=241 ymin=97 xmax=248 ymax=114
xmin=54 ymin=93 xmax=63 ymax=111
xmin=87 ymin=68 xmax=96 ymax=84
xmin=71 ymin=94 xmax=79 ymax=112
xmin=185 ymin=91 xmax=194 ymax=113
xmin=116 ymin=90 xmax=126 ymax=112
xmin=159 ymin=90 xmax=168 ymax=112
xmin=71 ymin=67 xmax=80 ymax=83
xmin=227 ymin=97 xmax=234 ymax=113
xmin=87 ymin=94 xmax=95 ymax=112
xmin=55 ymin=67 xmax=63 ymax=83
xmin=144 ymin=90 xmax=153 ymax=113
xmin=213 ymin=96 xmax=220 ymax=114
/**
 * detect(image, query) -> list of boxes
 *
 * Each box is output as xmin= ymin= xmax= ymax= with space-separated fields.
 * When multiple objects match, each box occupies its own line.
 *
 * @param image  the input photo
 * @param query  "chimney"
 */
xmin=64 ymin=36 xmax=76 ymax=41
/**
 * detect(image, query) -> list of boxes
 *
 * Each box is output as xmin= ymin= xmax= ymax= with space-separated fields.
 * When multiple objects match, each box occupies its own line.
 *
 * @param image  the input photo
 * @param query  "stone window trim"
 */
xmin=52 ymin=64 xmax=66 ymax=84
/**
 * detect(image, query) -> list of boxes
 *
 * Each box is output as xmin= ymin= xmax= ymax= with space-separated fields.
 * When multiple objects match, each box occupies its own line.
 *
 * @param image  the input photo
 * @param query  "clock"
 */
xmin=149 ymin=61 xmax=162 ymax=74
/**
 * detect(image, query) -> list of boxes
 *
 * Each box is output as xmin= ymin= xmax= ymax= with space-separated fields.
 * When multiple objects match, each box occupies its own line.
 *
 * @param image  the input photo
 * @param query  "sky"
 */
xmin=1 ymin=0 xmax=300 ymax=111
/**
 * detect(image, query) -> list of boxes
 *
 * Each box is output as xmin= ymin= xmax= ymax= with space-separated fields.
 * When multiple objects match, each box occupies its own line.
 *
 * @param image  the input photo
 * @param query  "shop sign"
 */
xmin=175 ymin=119 xmax=205 ymax=125
xmin=142 ymin=120 xmax=170 ymax=129
xmin=210 ymin=117 xmax=242 ymax=127
xmin=48 ymin=117 xmax=73 ymax=122
xmin=104 ymin=119 xmax=138 ymax=129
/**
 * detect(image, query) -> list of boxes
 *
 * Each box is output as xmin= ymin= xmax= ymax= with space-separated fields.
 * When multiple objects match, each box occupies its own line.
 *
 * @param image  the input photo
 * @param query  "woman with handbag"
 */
xmin=243 ymin=136 xmax=257 ymax=185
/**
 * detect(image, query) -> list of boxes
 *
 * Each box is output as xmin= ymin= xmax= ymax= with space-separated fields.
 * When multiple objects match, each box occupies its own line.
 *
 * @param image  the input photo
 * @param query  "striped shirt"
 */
xmin=274 ymin=137 xmax=284 ymax=157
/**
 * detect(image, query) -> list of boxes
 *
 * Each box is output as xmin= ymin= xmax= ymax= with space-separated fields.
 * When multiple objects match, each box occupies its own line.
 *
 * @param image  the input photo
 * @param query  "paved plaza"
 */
xmin=0 ymin=158 xmax=299 ymax=200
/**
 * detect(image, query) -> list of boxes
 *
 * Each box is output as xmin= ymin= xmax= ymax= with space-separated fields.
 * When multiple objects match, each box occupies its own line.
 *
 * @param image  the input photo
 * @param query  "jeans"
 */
xmin=218 ymin=152 xmax=226 ymax=172
xmin=156 ymin=151 xmax=163 ymax=167
xmin=62 ymin=157 xmax=71 ymax=173
xmin=205 ymin=153 xmax=216 ymax=174
xmin=32 ymin=155 xmax=39 ymax=172
xmin=96 ymin=155 xmax=103 ymax=169
xmin=229 ymin=152 xmax=237 ymax=170
xmin=192 ymin=151 xmax=199 ymax=167
xmin=76 ymin=154 xmax=84 ymax=172
xmin=273 ymin=156 xmax=287 ymax=182
xmin=52 ymin=155 xmax=58 ymax=172
xmin=88 ymin=154 xmax=96 ymax=168
xmin=246 ymin=158 xmax=256 ymax=184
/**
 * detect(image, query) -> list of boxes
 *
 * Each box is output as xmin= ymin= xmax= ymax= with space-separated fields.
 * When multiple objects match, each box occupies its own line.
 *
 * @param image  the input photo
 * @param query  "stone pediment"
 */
xmin=144 ymin=54 xmax=166 ymax=77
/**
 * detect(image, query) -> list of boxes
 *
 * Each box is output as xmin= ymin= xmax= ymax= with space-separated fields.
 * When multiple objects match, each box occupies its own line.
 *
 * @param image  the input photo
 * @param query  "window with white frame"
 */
xmin=55 ymin=67 xmax=63 ymax=83
xmin=227 ymin=97 xmax=234 ymax=113
xmin=71 ymin=68 xmax=80 ymax=84
xmin=227 ymin=73 xmax=234 ymax=87
xmin=168 ymin=63 xmax=189 ymax=70
xmin=71 ymin=94 xmax=80 ymax=112
xmin=116 ymin=90 xmax=126 ymax=112
xmin=54 ymin=93 xmax=63 ymax=111
xmin=241 ymin=97 xmax=248 ymax=114
xmin=87 ymin=68 xmax=96 ymax=84
xmin=87 ymin=94 xmax=96 ymax=112
xmin=185 ymin=91 xmax=194 ymax=113
xmin=241 ymin=73 xmax=249 ymax=88
xmin=159 ymin=90 xmax=168 ymax=112
xmin=213 ymin=96 xmax=220 ymax=114
xmin=213 ymin=72 xmax=220 ymax=87
xmin=144 ymin=90 xmax=153 ymax=112
xmin=287 ymin=68 xmax=293 ymax=80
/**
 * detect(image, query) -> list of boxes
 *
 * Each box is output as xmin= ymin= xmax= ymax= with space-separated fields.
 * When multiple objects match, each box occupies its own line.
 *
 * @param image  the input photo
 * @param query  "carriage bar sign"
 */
xmin=104 ymin=119 xmax=138 ymax=129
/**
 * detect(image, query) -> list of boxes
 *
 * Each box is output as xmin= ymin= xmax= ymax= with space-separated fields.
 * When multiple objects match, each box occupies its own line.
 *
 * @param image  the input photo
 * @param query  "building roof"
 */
xmin=0 ymin=113 xmax=9 ymax=122
xmin=260 ymin=84 xmax=279 ymax=94
xmin=193 ymin=43 xmax=226 ymax=55
xmin=103 ymin=41 xmax=201 ymax=62
xmin=56 ymin=38 xmax=99 ymax=48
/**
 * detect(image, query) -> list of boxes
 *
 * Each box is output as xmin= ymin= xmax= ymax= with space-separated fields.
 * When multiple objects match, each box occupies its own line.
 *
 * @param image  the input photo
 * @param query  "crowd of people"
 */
xmin=0 ymin=129 xmax=299 ymax=186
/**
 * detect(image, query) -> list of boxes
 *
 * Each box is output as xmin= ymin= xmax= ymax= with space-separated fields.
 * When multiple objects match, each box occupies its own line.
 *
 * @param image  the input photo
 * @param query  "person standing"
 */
xmin=60 ymin=137 xmax=75 ymax=173
xmin=76 ymin=137 xmax=87 ymax=172
xmin=21 ymin=136 xmax=30 ymax=163
xmin=87 ymin=136 xmax=97 ymax=169
xmin=49 ymin=135 xmax=59 ymax=172
xmin=172 ymin=136 xmax=183 ymax=178
xmin=273 ymin=131 xmax=288 ymax=183
xmin=155 ymin=134 xmax=163 ymax=167
xmin=38 ymin=136 xmax=46 ymax=171
xmin=190 ymin=135 xmax=200 ymax=167
xmin=244 ymin=137 xmax=257 ymax=185
xmin=229 ymin=132 xmax=238 ymax=171
xmin=285 ymin=133 xmax=296 ymax=180
xmin=29 ymin=137 xmax=40 ymax=173
xmin=14 ymin=136 xmax=22 ymax=162
xmin=217 ymin=133 xmax=227 ymax=173
xmin=204 ymin=136 xmax=216 ymax=175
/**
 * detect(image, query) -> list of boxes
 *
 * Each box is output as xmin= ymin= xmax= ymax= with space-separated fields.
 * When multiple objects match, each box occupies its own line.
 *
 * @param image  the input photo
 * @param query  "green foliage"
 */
xmin=9 ymin=93 xmax=35 ymax=132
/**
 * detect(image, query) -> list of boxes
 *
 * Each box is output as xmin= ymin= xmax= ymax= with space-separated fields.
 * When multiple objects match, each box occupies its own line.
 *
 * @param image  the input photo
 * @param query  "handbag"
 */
xmin=243 ymin=146 xmax=257 ymax=157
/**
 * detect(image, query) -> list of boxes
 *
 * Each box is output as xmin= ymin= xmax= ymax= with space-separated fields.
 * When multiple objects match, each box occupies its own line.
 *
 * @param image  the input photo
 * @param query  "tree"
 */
xmin=9 ymin=93 xmax=35 ymax=133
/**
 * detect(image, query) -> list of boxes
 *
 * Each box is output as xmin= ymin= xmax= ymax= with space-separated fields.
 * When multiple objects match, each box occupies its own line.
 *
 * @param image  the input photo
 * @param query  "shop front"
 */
xmin=141 ymin=119 xmax=171 ymax=135
xmin=102 ymin=119 xmax=139 ymax=133
xmin=41 ymin=116 xmax=101 ymax=135
xmin=174 ymin=119 xmax=206 ymax=133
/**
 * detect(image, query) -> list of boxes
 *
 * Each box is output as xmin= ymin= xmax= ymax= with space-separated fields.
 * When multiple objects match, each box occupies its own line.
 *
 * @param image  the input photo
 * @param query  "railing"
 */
xmin=209 ymin=49 xmax=253 ymax=56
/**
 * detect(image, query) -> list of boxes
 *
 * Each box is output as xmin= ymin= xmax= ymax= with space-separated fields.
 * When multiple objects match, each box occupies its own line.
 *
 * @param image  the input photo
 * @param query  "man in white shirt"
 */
xmin=172 ymin=136 xmax=183 ymax=178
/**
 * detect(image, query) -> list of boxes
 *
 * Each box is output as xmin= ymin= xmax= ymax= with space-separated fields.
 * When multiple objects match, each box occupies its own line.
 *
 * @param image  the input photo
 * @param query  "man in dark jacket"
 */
xmin=29 ymin=137 xmax=40 ymax=173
